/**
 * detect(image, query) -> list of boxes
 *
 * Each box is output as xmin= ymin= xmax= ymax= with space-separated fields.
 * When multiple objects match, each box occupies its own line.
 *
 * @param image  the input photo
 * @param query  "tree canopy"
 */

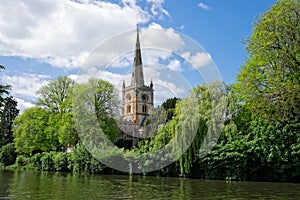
xmin=36 ymin=76 xmax=74 ymax=113
xmin=236 ymin=0 xmax=300 ymax=122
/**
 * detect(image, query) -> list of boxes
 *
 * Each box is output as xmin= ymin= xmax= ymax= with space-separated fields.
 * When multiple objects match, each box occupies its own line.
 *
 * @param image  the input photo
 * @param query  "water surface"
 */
xmin=0 ymin=169 xmax=299 ymax=199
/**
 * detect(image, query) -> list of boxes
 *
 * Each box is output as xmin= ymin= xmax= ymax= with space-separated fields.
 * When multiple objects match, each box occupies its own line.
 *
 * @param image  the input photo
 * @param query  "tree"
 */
xmin=36 ymin=76 xmax=74 ymax=113
xmin=198 ymin=0 xmax=300 ymax=182
xmin=0 ymin=143 xmax=17 ymax=167
xmin=0 ymin=97 xmax=19 ymax=147
xmin=73 ymin=79 xmax=119 ymax=143
xmin=161 ymin=97 xmax=180 ymax=121
xmin=13 ymin=107 xmax=59 ymax=155
xmin=0 ymin=65 xmax=11 ymax=110
xmin=0 ymin=66 xmax=17 ymax=148
xmin=35 ymin=76 xmax=79 ymax=149
xmin=57 ymin=111 xmax=79 ymax=148
xmin=236 ymin=0 xmax=300 ymax=123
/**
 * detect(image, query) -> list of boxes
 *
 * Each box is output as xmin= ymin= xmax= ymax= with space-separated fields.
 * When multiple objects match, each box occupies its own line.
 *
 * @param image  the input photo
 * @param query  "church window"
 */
xmin=127 ymin=105 xmax=131 ymax=113
xmin=142 ymin=104 xmax=148 ymax=113
xmin=126 ymin=94 xmax=131 ymax=101
xmin=142 ymin=94 xmax=148 ymax=101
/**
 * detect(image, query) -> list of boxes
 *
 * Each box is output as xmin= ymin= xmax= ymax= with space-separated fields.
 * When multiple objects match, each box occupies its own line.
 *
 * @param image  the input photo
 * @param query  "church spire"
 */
xmin=131 ymin=24 xmax=144 ymax=87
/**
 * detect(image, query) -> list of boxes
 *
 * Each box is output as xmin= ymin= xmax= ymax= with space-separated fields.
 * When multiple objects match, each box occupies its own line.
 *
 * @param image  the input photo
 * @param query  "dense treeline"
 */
xmin=0 ymin=0 xmax=299 ymax=182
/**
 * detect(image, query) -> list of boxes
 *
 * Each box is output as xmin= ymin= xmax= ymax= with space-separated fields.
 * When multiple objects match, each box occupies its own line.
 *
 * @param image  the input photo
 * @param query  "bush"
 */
xmin=41 ymin=152 xmax=56 ymax=171
xmin=53 ymin=152 xmax=70 ymax=172
xmin=0 ymin=143 xmax=17 ymax=167
xmin=69 ymin=143 xmax=92 ymax=174
xmin=29 ymin=153 xmax=42 ymax=170
xmin=16 ymin=155 xmax=29 ymax=166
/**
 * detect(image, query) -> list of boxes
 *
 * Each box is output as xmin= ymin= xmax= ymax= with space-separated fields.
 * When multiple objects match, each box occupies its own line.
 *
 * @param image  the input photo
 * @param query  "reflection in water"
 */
xmin=0 ymin=169 xmax=299 ymax=199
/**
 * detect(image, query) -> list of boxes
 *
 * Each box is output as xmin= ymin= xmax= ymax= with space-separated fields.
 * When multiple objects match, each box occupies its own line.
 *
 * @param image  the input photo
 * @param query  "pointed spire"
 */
xmin=131 ymin=24 xmax=144 ymax=87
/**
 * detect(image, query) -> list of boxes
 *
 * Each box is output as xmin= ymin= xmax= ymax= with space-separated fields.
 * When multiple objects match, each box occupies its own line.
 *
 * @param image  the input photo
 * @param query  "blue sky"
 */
xmin=0 ymin=0 xmax=276 ymax=111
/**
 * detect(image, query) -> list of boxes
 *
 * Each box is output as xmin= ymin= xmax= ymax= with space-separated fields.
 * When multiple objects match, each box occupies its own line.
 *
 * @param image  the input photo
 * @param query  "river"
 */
xmin=0 ymin=169 xmax=299 ymax=199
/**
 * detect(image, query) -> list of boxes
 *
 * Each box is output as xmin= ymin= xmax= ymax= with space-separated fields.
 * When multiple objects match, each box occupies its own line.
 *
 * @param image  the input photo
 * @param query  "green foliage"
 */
xmin=136 ymin=82 xmax=227 ymax=176
xmin=29 ymin=153 xmax=42 ymax=170
xmin=0 ymin=67 xmax=17 ymax=149
xmin=73 ymin=79 xmax=119 ymax=143
xmin=53 ymin=152 xmax=70 ymax=171
xmin=198 ymin=0 xmax=300 ymax=181
xmin=237 ymin=0 xmax=300 ymax=123
xmin=200 ymin=120 xmax=300 ymax=182
xmin=57 ymin=112 xmax=79 ymax=148
xmin=40 ymin=152 xmax=56 ymax=171
xmin=0 ymin=143 xmax=17 ymax=167
xmin=16 ymin=155 xmax=29 ymax=167
xmin=67 ymin=143 xmax=107 ymax=174
xmin=13 ymin=76 xmax=79 ymax=152
xmin=5 ymin=1 xmax=299 ymax=181
xmin=0 ymin=97 xmax=19 ymax=147
xmin=36 ymin=76 xmax=74 ymax=113
xmin=13 ymin=107 xmax=59 ymax=155
xmin=68 ymin=142 xmax=93 ymax=173
xmin=143 ymin=106 xmax=168 ymax=138
xmin=162 ymin=97 xmax=180 ymax=121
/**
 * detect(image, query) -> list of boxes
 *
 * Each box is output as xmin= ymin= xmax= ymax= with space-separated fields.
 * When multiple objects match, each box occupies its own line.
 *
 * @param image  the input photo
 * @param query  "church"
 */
xmin=120 ymin=27 xmax=154 ymax=145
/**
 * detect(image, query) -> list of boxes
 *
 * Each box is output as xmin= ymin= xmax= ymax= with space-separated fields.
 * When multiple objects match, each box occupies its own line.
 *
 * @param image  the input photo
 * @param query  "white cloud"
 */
xmin=15 ymin=98 xmax=35 ymax=113
xmin=181 ymin=51 xmax=212 ymax=69
xmin=146 ymin=0 xmax=170 ymax=18
xmin=1 ymin=73 xmax=50 ymax=99
xmin=0 ymin=0 xmax=206 ymax=111
xmin=0 ymin=0 xmax=150 ymax=69
xmin=142 ymin=23 xmax=184 ymax=51
xmin=73 ymin=23 xmax=194 ymax=106
xmin=79 ymin=23 xmax=185 ymax=71
xmin=0 ymin=1 xmax=206 ymax=113
xmin=0 ymin=73 xmax=50 ymax=112
xmin=167 ymin=59 xmax=182 ymax=72
xmin=198 ymin=2 xmax=211 ymax=11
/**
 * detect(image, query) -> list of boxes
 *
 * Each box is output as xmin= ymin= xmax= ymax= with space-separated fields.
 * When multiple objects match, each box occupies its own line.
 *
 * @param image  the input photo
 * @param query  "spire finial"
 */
xmin=136 ymin=24 xmax=139 ymax=33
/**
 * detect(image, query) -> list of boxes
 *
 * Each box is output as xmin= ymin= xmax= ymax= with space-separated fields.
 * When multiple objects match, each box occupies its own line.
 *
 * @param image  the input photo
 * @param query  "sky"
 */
xmin=0 ymin=0 xmax=276 ymax=112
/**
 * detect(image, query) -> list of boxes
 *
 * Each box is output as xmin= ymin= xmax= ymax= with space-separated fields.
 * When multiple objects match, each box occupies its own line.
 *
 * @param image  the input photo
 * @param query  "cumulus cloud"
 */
xmin=0 ymin=0 xmax=149 ymax=69
xmin=181 ymin=51 xmax=212 ymax=69
xmin=0 ymin=1 xmax=207 ymax=110
xmin=146 ymin=0 xmax=170 ymax=18
xmin=142 ymin=23 xmax=184 ymax=51
xmin=198 ymin=2 xmax=211 ymax=11
xmin=167 ymin=59 xmax=182 ymax=72
xmin=1 ymin=73 xmax=50 ymax=99
xmin=80 ymin=23 xmax=185 ymax=70
xmin=0 ymin=73 xmax=50 ymax=112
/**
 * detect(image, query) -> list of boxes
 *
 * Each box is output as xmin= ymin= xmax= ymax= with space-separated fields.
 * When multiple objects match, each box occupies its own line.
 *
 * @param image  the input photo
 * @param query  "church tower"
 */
xmin=122 ymin=26 xmax=154 ymax=127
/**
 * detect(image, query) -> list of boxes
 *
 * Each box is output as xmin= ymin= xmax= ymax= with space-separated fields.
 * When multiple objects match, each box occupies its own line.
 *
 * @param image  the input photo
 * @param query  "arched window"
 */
xmin=127 ymin=105 xmax=131 ymax=113
xmin=142 ymin=104 xmax=148 ymax=113
xmin=126 ymin=94 xmax=131 ymax=101
xmin=142 ymin=94 xmax=148 ymax=101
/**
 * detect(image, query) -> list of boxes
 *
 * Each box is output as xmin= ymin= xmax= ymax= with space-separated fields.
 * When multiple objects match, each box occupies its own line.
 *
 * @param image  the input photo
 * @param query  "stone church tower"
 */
xmin=122 ymin=27 xmax=154 ymax=127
